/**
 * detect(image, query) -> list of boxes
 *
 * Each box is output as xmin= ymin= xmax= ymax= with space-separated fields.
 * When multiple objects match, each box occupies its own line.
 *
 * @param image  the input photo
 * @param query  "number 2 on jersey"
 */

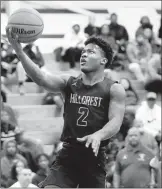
xmin=77 ymin=107 xmax=89 ymax=126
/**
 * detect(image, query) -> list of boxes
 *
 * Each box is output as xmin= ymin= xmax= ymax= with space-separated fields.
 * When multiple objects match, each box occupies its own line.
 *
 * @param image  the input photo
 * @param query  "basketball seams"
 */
xmin=9 ymin=11 xmax=43 ymax=25
xmin=8 ymin=23 xmax=44 ymax=27
xmin=8 ymin=8 xmax=44 ymax=43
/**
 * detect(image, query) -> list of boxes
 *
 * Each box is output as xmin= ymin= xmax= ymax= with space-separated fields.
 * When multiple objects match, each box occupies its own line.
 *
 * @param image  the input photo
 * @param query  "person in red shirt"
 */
xmin=113 ymin=127 xmax=156 ymax=188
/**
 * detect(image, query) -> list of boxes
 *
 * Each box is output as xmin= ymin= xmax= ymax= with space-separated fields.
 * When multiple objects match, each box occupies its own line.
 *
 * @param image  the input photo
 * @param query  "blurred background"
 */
xmin=1 ymin=1 xmax=161 ymax=188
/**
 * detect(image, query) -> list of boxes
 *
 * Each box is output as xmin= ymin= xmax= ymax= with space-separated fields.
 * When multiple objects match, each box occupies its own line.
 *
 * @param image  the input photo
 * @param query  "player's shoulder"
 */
xmin=109 ymin=81 xmax=126 ymax=98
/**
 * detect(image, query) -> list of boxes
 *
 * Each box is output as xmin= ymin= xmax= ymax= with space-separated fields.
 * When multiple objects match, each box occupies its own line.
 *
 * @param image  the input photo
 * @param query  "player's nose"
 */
xmin=81 ymin=52 xmax=87 ymax=58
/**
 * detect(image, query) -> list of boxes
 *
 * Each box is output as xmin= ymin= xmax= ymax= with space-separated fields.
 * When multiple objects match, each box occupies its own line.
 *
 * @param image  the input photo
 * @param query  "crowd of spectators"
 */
xmin=1 ymin=12 xmax=161 ymax=188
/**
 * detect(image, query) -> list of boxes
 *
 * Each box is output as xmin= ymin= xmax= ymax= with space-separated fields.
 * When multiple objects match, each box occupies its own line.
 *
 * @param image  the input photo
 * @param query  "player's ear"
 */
xmin=101 ymin=58 xmax=108 ymax=66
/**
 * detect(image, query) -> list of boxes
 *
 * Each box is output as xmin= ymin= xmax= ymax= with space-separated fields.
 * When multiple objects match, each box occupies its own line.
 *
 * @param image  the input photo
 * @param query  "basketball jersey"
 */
xmin=61 ymin=75 xmax=116 ymax=146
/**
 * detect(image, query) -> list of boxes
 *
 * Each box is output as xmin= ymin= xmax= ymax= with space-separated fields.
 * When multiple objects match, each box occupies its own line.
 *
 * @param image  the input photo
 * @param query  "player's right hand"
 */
xmin=6 ymin=26 xmax=22 ymax=52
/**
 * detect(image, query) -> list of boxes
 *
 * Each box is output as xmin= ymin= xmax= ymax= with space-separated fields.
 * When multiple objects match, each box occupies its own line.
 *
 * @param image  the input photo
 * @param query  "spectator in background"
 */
xmin=136 ymin=16 xmax=153 ymax=37
xmin=61 ymin=24 xmax=86 ymax=68
xmin=10 ymin=168 xmax=38 ymax=188
xmin=109 ymin=13 xmax=129 ymax=44
xmin=99 ymin=24 xmax=118 ymax=55
xmin=17 ymin=43 xmax=45 ymax=94
xmin=147 ymin=54 xmax=161 ymax=81
xmin=159 ymin=18 xmax=162 ymax=39
xmin=32 ymin=154 xmax=50 ymax=187
xmin=7 ymin=159 xmax=28 ymax=187
xmin=135 ymin=92 xmax=161 ymax=137
xmin=1 ymin=139 xmax=27 ymax=181
xmin=132 ymin=121 xmax=159 ymax=155
xmin=116 ymin=107 xmax=136 ymax=144
xmin=1 ymin=90 xmax=18 ymax=127
xmin=120 ymin=78 xmax=139 ymax=106
xmin=1 ymin=91 xmax=18 ymax=144
xmin=142 ymin=24 xmax=160 ymax=54
xmin=127 ymin=32 xmax=152 ymax=82
xmin=15 ymin=128 xmax=44 ymax=173
xmin=84 ymin=16 xmax=100 ymax=37
xmin=113 ymin=127 xmax=156 ymax=188
xmin=1 ymin=37 xmax=19 ymax=94
xmin=42 ymin=92 xmax=64 ymax=117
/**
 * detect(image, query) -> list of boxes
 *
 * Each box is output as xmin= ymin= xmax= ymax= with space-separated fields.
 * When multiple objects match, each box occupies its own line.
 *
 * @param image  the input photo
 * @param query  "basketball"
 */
xmin=7 ymin=8 xmax=44 ymax=43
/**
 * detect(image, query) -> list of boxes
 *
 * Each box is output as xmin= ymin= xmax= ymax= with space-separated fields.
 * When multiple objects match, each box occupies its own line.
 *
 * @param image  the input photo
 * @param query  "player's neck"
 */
xmin=81 ymin=71 xmax=104 ymax=86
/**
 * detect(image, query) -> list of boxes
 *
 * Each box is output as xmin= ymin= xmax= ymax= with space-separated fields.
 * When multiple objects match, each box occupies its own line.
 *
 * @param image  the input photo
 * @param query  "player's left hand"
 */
xmin=77 ymin=133 xmax=102 ymax=156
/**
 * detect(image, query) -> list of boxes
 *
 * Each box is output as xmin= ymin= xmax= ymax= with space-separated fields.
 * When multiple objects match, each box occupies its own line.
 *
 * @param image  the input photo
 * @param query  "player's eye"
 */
xmin=81 ymin=50 xmax=86 ymax=54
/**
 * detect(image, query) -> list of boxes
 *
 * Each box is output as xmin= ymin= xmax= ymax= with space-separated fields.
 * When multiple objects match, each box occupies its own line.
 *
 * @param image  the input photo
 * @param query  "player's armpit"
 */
xmin=40 ymin=70 xmax=70 ymax=93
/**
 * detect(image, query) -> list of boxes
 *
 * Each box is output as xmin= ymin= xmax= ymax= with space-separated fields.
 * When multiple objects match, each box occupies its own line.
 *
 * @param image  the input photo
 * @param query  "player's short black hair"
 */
xmin=84 ymin=36 xmax=114 ymax=67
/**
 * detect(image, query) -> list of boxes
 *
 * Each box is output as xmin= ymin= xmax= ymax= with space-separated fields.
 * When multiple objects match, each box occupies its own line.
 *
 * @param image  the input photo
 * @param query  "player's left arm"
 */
xmin=96 ymin=83 xmax=126 ymax=141
xmin=77 ymin=83 xmax=126 ymax=156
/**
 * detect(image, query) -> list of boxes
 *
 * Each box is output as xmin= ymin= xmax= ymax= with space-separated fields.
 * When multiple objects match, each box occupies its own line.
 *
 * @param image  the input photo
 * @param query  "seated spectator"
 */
xmin=136 ymin=16 xmax=153 ymax=36
xmin=127 ymin=32 xmax=152 ymax=82
xmin=99 ymin=24 xmax=118 ymax=55
xmin=135 ymin=92 xmax=161 ymax=137
xmin=61 ymin=24 xmax=86 ymax=68
xmin=10 ymin=168 xmax=38 ymax=188
xmin=147 ymin=54 xmax=161 ymax=81
xmin=1 ymin=90 xmax=18 ymax=126
xmin=109 ymin=13 xmax=129 ymax=45
xmin=32 ymin=154 xmax=50 ymax=187
xmin=7 ymin=159 xmax=28 ymax=187
xmin=120 ymin=78 xmax=139 ymax=106
xmin=42 ymin=92 xmax=64 ymax=116
xmin=113 ymin=127 xmax=156 ymax=188
xmin=84 ymin=16 xmax=100 ymax=37
xmin=116 ymin=107 xmax=136 ymax=143
xmin=143 ymin=25 xmax=161 ymax=54
xmin=1 ymin=37 xmax=19 ymax=93
xmin=16 ymin=43 xmax=45 ymax=94
xmin=14 ymin=128 xmax=44 ymax=173
xmin=1 ymin=139 xmax=27 ymax=181
xmin=1 ymin=91 xmax=18 ymax=144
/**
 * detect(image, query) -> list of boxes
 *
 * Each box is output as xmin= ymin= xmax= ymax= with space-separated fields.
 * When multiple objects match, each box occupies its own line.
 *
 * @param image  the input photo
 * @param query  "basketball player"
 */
xmin=6 ymin=27 xmax=126 ymax=188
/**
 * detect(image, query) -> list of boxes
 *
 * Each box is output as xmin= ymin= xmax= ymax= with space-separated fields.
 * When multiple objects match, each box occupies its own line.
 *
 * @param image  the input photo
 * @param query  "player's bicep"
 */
xmin=41 ymin=70 xmax=70 ymax=93
xmin=108 ymin=83 xmax=126 ymax=124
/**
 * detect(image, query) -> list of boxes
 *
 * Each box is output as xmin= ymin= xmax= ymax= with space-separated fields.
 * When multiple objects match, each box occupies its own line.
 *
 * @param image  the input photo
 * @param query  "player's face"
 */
xmin=80 ymin=43 xmax=105 ymax=73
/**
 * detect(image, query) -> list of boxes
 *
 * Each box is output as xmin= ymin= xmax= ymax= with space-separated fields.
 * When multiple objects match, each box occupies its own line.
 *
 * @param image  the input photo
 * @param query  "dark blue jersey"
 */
xmin=61 ymin=75 xmax=116 ymax=146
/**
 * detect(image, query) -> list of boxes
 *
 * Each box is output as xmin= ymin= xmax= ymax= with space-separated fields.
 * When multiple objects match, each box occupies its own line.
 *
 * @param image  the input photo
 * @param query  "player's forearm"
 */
xmin=95 ymin=118 xmax=121 ymax=141
xmin=16 ymin=49 xmax=44 ymax=86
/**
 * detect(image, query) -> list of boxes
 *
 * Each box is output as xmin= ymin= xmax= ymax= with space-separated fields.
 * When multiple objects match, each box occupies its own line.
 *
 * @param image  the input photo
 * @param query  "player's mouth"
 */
xmin=80 ymin=59 xmax=87 ymax=65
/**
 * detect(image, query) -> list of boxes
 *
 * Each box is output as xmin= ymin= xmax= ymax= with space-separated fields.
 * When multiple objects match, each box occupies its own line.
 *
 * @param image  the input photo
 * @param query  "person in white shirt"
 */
xmin=135 ymin=92 xmax=161 ymax=137
xmin=10 ymin=168 xmax=38 ymax=188
xmin=61 ymin=24 xmax=87 ymax=68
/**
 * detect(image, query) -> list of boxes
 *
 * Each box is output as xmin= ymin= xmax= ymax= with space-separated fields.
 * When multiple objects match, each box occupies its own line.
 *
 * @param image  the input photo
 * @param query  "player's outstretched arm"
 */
xmin=6 ymin=27 xmax=70 ymax=92
xmin=96 ymin=83 xmax=126 ymax=141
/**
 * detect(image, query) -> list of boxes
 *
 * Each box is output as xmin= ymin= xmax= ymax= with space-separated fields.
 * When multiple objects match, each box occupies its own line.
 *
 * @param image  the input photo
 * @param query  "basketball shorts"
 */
xmin=39 ymin=141 xmax=106 ymax=188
